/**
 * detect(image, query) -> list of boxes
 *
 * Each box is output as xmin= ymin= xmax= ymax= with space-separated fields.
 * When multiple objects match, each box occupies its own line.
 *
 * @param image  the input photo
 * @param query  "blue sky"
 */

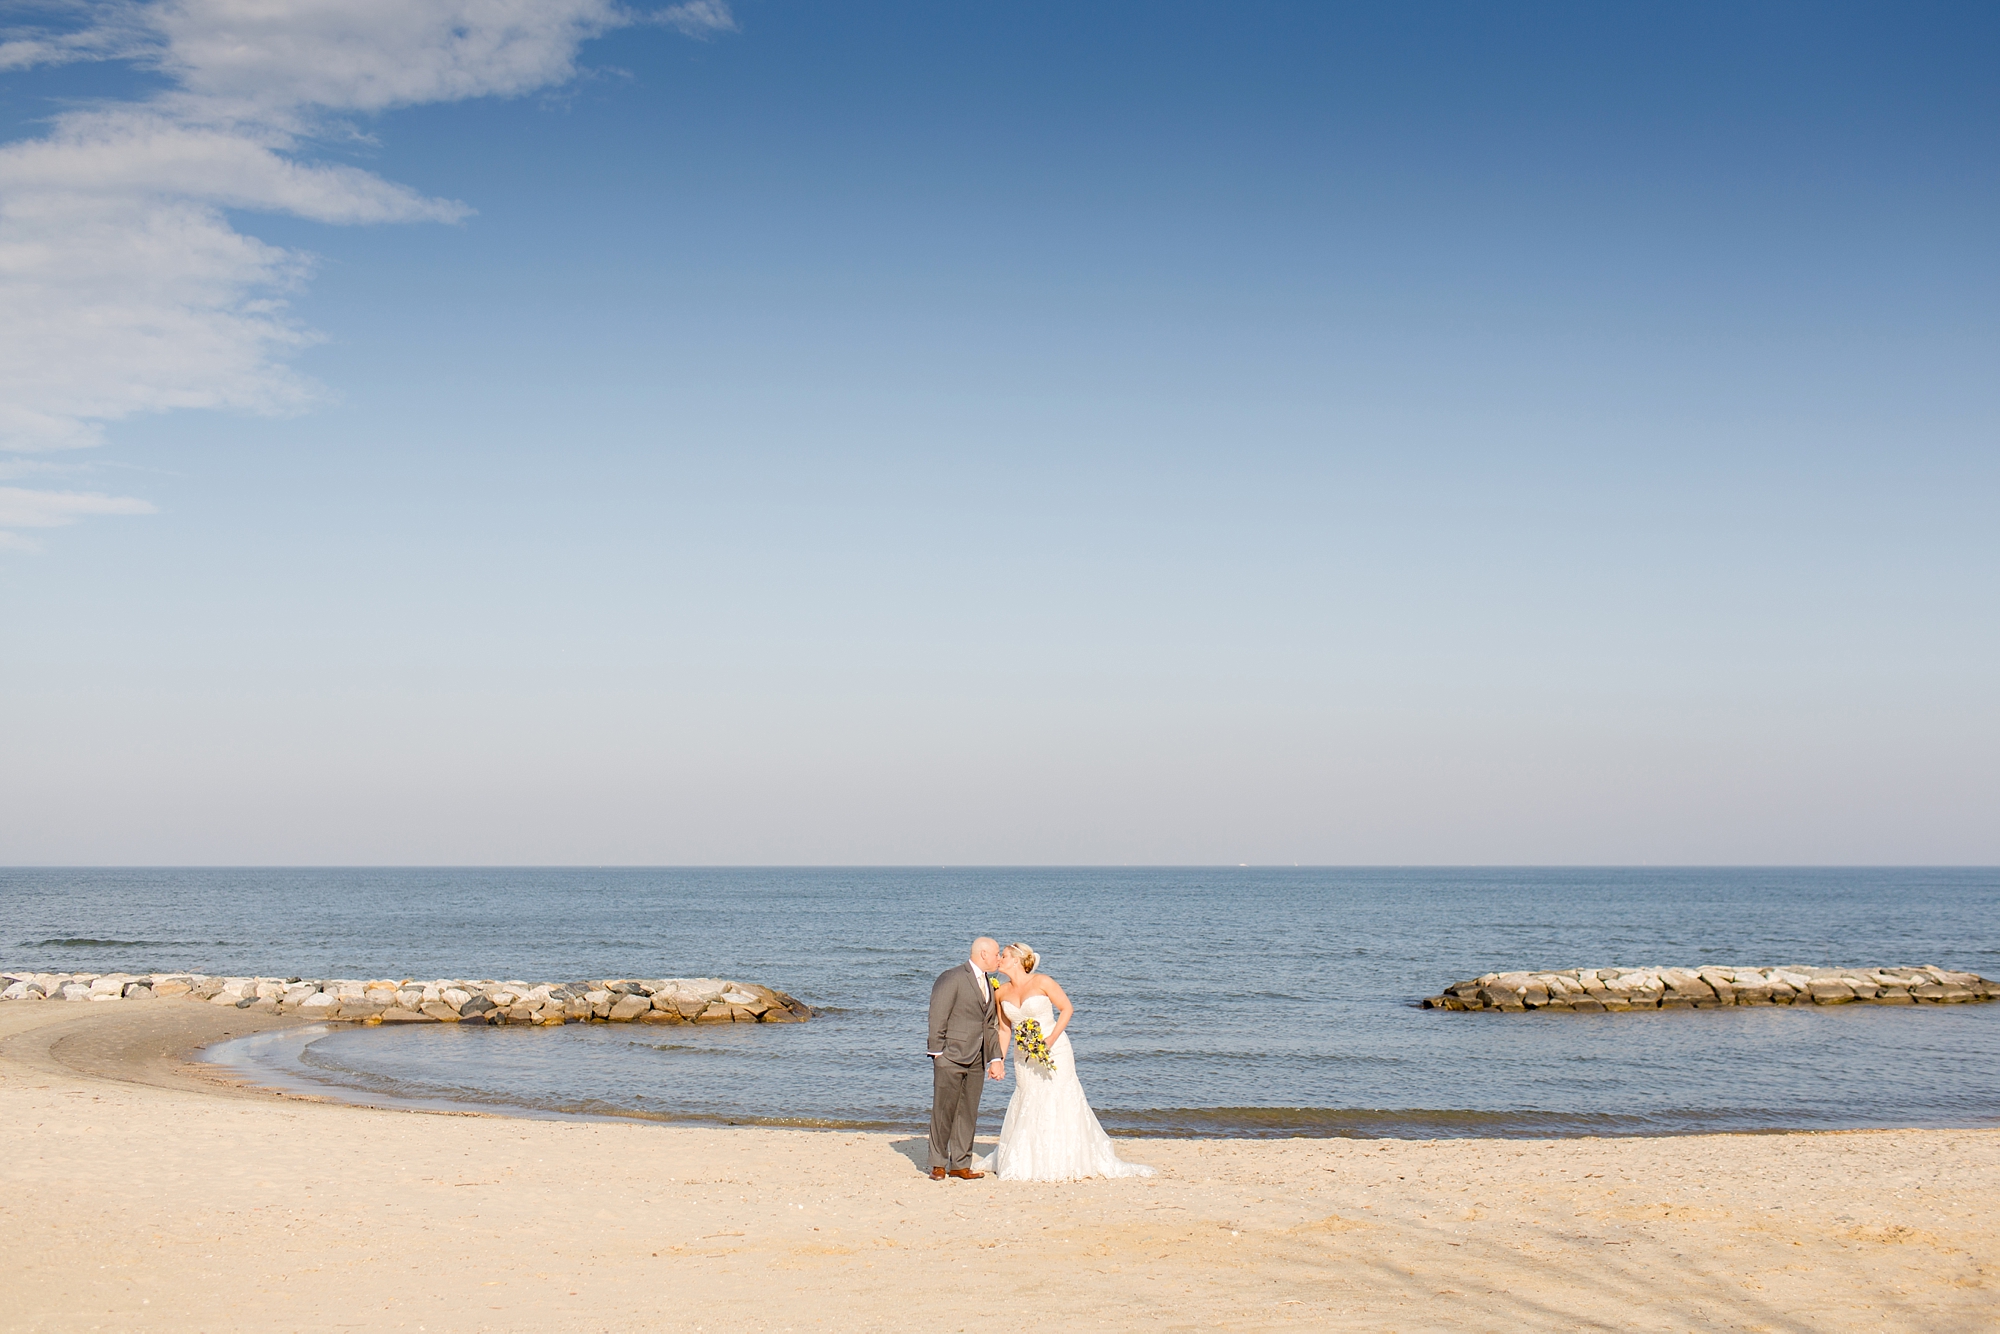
xmin=1 ymin=2 xmax=1994 ymax=864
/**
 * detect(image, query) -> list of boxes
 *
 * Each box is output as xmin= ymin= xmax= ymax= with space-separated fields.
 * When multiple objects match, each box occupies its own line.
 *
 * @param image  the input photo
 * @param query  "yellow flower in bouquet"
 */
xmin=1013 ymin=1017 xmax=1055 ymax=1072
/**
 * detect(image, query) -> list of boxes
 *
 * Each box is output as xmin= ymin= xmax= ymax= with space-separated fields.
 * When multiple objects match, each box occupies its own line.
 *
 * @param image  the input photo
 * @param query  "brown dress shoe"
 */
xmin=948 ymin=1168 xmax=986 ymax=1180
xmin=930 ymin=1167 xmax=948 ymax=1180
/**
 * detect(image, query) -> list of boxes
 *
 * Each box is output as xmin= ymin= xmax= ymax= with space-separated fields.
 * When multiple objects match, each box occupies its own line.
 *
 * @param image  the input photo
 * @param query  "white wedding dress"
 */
xmin=975 ymin=994 xmax=1154 ymax=1182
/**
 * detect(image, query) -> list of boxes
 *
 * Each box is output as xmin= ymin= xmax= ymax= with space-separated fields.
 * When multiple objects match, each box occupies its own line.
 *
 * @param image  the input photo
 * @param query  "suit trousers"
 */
xmin=929 ymin=1057 xmax=985 ymax=1170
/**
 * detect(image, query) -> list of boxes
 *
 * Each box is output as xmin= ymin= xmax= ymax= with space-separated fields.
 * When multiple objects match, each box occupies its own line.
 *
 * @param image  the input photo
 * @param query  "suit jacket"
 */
xmin=929 ymin=962 xmax=1002 ymax=1069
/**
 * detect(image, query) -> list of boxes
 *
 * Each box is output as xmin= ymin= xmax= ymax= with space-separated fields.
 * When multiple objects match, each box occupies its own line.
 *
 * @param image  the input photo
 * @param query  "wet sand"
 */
xmin=1 ymin=999 xmax=1994 ymax=1332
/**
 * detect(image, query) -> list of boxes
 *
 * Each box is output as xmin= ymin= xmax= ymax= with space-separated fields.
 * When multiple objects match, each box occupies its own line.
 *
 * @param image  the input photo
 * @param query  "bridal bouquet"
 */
xmin=1013 ymin=1017 xmax=1055 ymax=1072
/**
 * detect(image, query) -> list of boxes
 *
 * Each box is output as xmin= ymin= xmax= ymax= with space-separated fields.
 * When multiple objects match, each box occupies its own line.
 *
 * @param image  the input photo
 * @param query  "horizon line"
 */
xmin=3 ymin=864 xmax=1996 ymax=873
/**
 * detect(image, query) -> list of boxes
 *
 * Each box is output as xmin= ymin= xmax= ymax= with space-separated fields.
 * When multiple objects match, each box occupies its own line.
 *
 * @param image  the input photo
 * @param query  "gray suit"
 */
xmin=927 ymin=961 xmax=1002 ymax=1171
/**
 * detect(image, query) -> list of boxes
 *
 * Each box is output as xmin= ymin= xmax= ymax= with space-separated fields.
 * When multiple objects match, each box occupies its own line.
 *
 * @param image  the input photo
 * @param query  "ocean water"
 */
xmin=5 ymin=867 xmax=1998 ymax=1138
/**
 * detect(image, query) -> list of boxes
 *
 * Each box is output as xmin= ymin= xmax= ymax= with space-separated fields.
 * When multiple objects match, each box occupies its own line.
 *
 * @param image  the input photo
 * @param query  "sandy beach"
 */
xmin=2 ymin=1000 xmax=1994 ymax=1333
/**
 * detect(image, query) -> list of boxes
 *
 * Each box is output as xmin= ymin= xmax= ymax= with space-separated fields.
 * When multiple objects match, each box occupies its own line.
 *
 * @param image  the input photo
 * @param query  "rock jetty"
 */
xmin=1424 ymin=964 xmax=1998 ymax=1011
xmin=0 ymin=970 xmax=811 ymax=1025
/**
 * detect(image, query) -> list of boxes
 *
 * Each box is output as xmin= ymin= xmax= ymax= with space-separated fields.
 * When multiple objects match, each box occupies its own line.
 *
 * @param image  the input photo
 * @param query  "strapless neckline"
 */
xmin=1002 ymin=994 xmax=1055 ymax=1021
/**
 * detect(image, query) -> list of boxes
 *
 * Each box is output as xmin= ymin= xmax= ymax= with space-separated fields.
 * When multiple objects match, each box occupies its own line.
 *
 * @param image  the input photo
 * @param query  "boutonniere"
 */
xmin=986 ymin=974 xmax=1007 ymax=987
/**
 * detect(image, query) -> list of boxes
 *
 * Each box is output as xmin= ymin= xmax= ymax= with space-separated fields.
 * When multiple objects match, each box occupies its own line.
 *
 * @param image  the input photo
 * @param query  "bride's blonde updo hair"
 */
xmin=1005 ymin=942 xmax=1039 ymax=974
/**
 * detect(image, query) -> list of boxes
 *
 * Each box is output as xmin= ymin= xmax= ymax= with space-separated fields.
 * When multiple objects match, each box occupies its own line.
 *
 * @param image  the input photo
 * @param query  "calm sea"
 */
xmin=5 ymin=867 xmax=1997 ymax=1138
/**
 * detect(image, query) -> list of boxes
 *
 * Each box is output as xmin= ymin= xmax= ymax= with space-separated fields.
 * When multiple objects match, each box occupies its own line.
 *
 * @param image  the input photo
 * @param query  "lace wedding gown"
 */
xmin=976 ymin=994 xmax=1154 ymax=1182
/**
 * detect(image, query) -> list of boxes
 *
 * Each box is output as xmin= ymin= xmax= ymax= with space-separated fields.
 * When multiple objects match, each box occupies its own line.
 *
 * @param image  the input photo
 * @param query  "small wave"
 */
xmin=645 ymin=1043 xmax=729 ymax=1054
xmin=283 ymin=1047 xmax=917 ymax=1130
xmin=1094 ymin=1105 xmax=1845 ymax=1139
xmin=212 ymin=1027 xmax=2000 ymax=1140
xmin=549 ymin=1100 xmax=914 ymax=1131
xmin=19 ymin=937 xmax=238 ymax=949
xmin=1088 ymin=1056 xmax=1418 ymax=1072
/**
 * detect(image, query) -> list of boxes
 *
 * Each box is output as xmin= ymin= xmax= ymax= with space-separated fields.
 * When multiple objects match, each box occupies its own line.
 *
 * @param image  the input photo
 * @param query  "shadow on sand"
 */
xmin=888 ymin=1136 xmax=998 ymax=1175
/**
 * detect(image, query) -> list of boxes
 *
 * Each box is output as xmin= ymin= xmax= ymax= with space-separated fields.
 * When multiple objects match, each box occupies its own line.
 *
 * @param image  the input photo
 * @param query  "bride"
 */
xmin=976 ymin=942 xmax=1154 ymax=1182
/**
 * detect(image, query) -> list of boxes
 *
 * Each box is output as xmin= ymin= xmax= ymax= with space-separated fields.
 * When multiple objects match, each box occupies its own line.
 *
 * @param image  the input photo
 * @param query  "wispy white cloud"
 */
xmin=1 ymin=0 xmax=727 ymax=548
xmin=0 ymin=110 xmax=470 ymax=221
xmin=654 ymin=1 xmax=737 ymax=39
xmin=0 ymin=485 xmax=156 ymax=549
xmin=151 ymin=0 xmax=626 ymax=116
xmin=0 ymin=3 xmax=158 ymax=72
xmin=0 ymin=485 xmax=156 ymax=526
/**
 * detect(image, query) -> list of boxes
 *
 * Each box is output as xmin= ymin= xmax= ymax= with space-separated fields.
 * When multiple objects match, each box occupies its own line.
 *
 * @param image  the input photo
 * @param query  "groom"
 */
xmin=926 ymin=936 xmax=1006 ymax=1180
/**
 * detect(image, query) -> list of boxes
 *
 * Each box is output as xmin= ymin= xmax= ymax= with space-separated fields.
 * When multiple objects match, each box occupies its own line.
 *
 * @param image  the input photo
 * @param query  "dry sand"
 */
xmin=1 ymin=1000 xmax=1994 ymax=1333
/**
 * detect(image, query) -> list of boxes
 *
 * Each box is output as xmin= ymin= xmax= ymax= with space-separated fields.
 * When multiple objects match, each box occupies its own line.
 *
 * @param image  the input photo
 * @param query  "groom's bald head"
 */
xmin=970 ymin=937 xmax=1000 ymax=969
